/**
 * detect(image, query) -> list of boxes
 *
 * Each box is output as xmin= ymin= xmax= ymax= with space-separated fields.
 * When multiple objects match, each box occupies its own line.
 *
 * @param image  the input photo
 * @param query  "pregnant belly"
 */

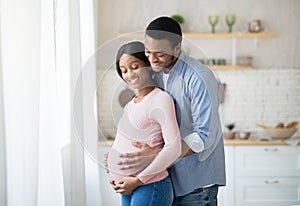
xmin=107 ymin=148 xmax=141 ymax=182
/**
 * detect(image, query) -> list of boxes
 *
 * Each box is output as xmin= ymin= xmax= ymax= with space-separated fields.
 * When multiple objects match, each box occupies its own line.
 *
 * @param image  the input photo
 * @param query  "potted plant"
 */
xmin=170 ymin=14 xmax=185 ymax=25
xmin=223 ymin=123 xmax=236 ymax=139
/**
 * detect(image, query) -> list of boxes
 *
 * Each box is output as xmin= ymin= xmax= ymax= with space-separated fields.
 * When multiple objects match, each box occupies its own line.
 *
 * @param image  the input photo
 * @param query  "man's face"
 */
xmin=144 ymin=35 xmax=180 ymax=73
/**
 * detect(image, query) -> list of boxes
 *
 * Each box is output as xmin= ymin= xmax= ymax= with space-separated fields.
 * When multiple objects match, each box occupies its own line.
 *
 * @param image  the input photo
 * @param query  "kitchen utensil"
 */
xmin=217 ymin=59 xmax=226 ymax=65
xmin=237 ymin=56 xmax=252 ymax=66
xmin=264 ymin=127 xmax=297 ymax=139
xmin=207 ymin=58 xmax=216 ymax=65
xmin=223 ymin=132 xmax=236 ymax=140
xmin=236 ymin=131 xmax=251 ymax=140
xmin=248 ymin=20 xmax=262 ymax=32
xmin=225 ymin=15 xmax=236 ymax=33
xmin=208 ymin=15 xmax=219 ymax=33
xmin=256 ymin=123 xmax=270 ymax=129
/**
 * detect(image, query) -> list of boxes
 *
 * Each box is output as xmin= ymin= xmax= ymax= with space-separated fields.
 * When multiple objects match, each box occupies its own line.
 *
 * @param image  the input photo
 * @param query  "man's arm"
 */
xmin=117 ymin=142 xmax=162 ymax=176
xmin=180 ymin=140 xmax=196 ymax=157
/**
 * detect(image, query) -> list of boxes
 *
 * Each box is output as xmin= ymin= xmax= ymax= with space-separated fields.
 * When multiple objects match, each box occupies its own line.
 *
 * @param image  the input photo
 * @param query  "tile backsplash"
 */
xmin=97 ymin=68 xmax=300 ymax=139
xmin=216 ymin=68 xmax=300 ymax=135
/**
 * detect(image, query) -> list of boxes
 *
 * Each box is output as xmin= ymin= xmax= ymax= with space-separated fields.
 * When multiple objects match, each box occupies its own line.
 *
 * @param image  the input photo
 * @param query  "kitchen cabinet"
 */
xmin=219 ymin=146 xmax=235 ymax=206
xmin=234 ymin=146 xmax=300 ymax=206
xmin=98 ymin=142 xmax=300 ymax=206
xmin=118 ymin=32 xmax=277 ymax=69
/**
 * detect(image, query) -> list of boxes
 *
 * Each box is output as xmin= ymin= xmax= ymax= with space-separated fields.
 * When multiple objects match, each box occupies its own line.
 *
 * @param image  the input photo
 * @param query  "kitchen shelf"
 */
xmin=117 ymin=32 xmax=277 ymax=69
xmin=99 ymin=138 xmax=300 ymax=146
xmin=117 ymin=32 xmax=276 ymax=39
xmin=207 ymin=65 xmax=251 ymax=70
xmin=183 ymin=32 xmax=276 ymax=38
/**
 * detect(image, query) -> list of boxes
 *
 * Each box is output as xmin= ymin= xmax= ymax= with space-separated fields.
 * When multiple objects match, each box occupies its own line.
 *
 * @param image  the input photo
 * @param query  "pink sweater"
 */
xmin=108 ymin=88 xmax=181 ymax=184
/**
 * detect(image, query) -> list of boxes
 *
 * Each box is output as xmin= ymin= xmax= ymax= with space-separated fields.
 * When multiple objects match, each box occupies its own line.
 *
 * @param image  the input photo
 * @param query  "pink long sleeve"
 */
xmin=108 ymin=88 xmax=181 ymax=184
xmin=136 ymin=91 xmax=181 ymax=183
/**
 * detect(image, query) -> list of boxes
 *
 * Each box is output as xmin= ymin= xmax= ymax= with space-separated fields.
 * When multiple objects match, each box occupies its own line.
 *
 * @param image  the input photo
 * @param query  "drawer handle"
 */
xmin=264 ymin=180 xmax=279 ymax=184
xmin=264 ymin=148 xmax=278 ymax=152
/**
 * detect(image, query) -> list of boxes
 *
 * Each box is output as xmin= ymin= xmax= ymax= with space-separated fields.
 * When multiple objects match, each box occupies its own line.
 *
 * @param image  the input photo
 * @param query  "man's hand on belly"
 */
xmin=118 ymin=142 xmax=161 ymax=176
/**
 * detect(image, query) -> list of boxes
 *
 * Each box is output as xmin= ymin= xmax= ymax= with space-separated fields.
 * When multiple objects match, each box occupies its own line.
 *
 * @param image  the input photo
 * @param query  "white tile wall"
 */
xmin=216 ymin=68 xmax=300 ymax=136
xmin=97 ymin=68 xmax=300 ymax=139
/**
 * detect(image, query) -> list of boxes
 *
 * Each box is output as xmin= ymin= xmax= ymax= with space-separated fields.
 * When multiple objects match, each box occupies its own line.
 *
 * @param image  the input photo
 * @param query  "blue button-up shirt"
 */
xmin=153 ymin=51 xmax=226 ymax=196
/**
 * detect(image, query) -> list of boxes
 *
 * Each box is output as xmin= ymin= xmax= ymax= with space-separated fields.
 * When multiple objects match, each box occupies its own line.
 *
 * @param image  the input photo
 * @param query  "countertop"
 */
xmin=98 ymin=138 xmax=300 ymax=147
xmin=223 ymin=139 xmax=299 ymax=146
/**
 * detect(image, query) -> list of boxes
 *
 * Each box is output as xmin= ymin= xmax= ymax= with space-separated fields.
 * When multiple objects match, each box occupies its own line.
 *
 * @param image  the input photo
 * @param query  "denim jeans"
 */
xmin=121 ymin=176 xmax=174 ymax=206
xmin=172 ymin=185 xmax=219 ymax=206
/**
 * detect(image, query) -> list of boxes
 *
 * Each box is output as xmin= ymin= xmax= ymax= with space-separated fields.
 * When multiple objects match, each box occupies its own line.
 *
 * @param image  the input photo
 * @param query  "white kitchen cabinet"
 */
xmin=218 ymin=146 xmax=235 ymax=206
xmin=98 ymin=144 xmax=300 ymax=206
xmin=234 ymin=146 xmax=300 ymax=206
xmin=236 ymin=177 xmax=300 ymax=206
xmin=235 ymin=146 xmax=300 ymax=177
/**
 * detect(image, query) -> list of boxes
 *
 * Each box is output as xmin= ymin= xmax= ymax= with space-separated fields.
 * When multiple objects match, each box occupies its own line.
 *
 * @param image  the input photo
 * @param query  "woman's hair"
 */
xmin=116 ymin=41 xmax=150 ymax=79
xmin=145 ymin=16 xmax=182 ymax=48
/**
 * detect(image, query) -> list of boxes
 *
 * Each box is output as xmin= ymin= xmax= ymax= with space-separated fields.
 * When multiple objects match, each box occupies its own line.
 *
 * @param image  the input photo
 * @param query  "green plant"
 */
xmin=226 ymin=123 xmax=235 ymax=131
xmin=171 ymin=14 xmax=185 ymax=24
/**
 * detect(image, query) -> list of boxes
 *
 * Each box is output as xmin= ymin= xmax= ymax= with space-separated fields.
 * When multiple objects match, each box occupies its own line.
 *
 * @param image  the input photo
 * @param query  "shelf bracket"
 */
xmin=253 ymin=37 xmax=258 ymax=48
xmin=232 ymin=38 xmax=237 ymax=65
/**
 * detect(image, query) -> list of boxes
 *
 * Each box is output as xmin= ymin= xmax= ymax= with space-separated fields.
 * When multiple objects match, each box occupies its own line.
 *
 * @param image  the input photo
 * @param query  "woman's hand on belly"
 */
xmin=115 ymin=177 xmax=143 ymax=195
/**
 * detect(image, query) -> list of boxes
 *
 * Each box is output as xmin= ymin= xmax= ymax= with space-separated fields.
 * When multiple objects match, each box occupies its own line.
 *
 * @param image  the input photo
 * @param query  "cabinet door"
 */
xmin=218 ymin=146 xmax=235 ymax=206
xmin=236 ymin=177 xmax=300 ymax=206
xmin=236 ymin=146 xmax=300 ymax=177
xmin=98 ymin=146 xmax=121 ymax=206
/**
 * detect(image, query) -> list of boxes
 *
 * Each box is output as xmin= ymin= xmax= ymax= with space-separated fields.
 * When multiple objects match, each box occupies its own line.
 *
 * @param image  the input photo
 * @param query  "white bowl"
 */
xmin=264 ymin=127 xmax=298 ymax=139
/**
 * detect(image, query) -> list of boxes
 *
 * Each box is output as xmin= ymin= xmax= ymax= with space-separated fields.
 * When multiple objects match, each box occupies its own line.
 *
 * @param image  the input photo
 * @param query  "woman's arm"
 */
xmin=136 ymin=92 xmax=181 ymax=183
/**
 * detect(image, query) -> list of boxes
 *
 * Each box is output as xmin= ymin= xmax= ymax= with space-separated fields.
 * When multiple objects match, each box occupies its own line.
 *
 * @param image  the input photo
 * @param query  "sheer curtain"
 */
xmin=0 ymin=0 xmax=100 ymax=205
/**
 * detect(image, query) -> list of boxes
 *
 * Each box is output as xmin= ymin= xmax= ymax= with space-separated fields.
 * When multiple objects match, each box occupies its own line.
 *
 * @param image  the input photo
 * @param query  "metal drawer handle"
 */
xmin=264 ymin=180 xmax=279 ymax=184
xmin=264 ymin=148 xmax=278 ymax=152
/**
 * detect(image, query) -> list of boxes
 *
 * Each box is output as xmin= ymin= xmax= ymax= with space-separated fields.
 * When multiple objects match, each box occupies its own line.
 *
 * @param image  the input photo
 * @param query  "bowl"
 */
xmin=223 ymin=131 xmax=236 ymax=140
xmin=264 ymin=127 xmax=298 ymax=139
xmin=236 ymin=131 xmax=251 ymax=140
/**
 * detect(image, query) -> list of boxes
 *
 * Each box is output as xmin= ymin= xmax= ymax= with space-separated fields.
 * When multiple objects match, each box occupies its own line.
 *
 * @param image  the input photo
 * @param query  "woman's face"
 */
xmin=119 ymin=53 xmax=152 ymax=90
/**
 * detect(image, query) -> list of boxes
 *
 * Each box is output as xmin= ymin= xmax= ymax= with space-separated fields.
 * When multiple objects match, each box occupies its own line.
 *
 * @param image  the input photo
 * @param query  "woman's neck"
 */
xmin=135 ymin=85 xmax=155 ymax=103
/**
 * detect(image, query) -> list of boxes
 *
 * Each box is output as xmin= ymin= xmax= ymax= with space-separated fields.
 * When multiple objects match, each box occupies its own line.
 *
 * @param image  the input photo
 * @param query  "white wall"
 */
xmin=95 ymin=0 xmax=300 ymax=139
xmin=217 ymin=68 xmax=300 ymax=136
xmin=97 ymin=67 xmax=300 ymax=138
xmin=96 ymin=0 xmax=300 ymax=68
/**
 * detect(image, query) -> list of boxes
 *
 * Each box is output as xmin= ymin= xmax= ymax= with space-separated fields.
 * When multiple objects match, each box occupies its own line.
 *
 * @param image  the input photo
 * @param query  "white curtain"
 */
xmin=0 ymin=0 xmax=100 ymax=205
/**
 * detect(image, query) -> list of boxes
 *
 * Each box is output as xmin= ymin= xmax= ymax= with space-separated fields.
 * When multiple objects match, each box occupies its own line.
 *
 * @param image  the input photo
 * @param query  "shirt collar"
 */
xmin=170 ymin=50 xmax=187 ymax=74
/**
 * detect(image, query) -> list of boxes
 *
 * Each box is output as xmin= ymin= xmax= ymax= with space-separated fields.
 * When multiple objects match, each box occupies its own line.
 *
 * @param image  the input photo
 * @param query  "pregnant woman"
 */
xmin=107 ymin=41 xmax=181 ymax=206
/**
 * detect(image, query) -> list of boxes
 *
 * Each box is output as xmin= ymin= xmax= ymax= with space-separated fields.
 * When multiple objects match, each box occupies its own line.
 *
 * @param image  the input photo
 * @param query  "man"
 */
xmin=111 ymin=16 xmax=226 ymax=206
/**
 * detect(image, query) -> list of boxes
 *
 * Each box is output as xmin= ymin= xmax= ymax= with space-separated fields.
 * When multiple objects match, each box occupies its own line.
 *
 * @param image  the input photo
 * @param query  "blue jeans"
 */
xmin=172 ymin=185 xmax=219 ymax=206
xmin=121 ymin=176 xmax=174 ymax=206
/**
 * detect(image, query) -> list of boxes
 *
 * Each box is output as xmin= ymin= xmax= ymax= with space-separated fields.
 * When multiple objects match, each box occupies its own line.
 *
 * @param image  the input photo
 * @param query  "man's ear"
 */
xmin=174 ymin=43 xmax=181 ymax=57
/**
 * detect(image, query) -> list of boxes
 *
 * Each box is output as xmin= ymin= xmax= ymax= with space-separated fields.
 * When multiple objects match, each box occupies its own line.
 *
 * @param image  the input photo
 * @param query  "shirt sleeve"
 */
xmin=183 ymin=132 xmax=204 ymax=153
xmin=137 ymin=92 xmax=181 ymax=183
xmin=187 ymin=70 xmax=222 ymax=159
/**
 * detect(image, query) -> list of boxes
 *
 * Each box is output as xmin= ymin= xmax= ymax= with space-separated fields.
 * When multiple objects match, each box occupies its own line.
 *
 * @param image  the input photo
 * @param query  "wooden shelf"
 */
xmin=118 ymin=32 xmax=277 ymax=39
xmin=183 ymin=32 xmax=276 ymax=38
xmin=117 ymin=32 xmax=144 ymax=38
xmin=99 ymin=139 xmax=300 ymax=147
xmin=207 ymin=65 xmax=251 ymax=70
xmin=117 ymin=32 xmax=276 ymax=70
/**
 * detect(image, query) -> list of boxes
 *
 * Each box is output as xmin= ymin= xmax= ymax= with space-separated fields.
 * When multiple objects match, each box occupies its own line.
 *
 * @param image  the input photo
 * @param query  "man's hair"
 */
xmin=146 ymin=16 xmax=182 ymax=48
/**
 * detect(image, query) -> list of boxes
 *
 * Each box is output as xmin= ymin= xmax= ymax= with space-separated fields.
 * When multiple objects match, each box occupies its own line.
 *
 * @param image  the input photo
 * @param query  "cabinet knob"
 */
xmin=264 ymin=180 xmax=279 ymax=184
xmin=264 ymin=148 xmax=278 ymax=152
